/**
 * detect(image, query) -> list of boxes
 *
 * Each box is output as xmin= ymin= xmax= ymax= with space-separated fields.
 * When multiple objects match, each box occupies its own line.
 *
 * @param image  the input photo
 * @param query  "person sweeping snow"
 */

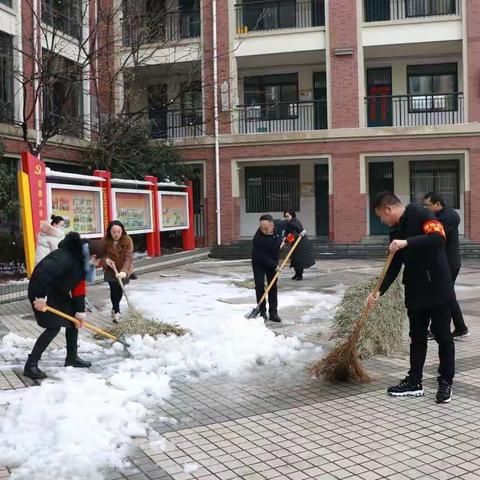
xmin=103 ymin=220 xmax=134 ymax=323
xmin=367 ymin=192 xmax=455 ymax=404
xmin=24 ymin=233 xmax=107 ymax=380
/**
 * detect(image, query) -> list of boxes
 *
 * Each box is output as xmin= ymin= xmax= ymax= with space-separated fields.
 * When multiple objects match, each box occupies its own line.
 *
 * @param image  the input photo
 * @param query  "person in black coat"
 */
xmin=424 ymin=192 xmax=469 ymax=338
xmin=368 ymin=192 xmax=455 ymax=404
xmin=24 ymin=232 xmax=107 ymax=380
xmin=283 ymin=209 xmax=315 ymax=280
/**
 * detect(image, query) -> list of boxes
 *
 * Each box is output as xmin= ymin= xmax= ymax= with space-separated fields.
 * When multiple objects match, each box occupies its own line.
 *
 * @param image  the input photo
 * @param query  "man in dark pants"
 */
xmin=251 ymin=214 xmax=283 ymax=322
xmin=368 ymin=192 xmax=455 ymax=404
xmin=424 ymin=192 xmax=469 ymax=339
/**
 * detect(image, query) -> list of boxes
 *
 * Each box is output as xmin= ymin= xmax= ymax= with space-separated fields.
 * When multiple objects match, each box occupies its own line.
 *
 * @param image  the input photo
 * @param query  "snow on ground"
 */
xmin=0 ymin=274 xmax=343 ymax=480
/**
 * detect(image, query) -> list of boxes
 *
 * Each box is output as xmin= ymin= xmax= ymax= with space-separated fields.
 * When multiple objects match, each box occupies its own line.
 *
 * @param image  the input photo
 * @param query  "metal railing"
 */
xmin=365 ymin=92 xmax=464 ymax=127
xmin=236 ymin=99 xmax=327 ymax=134
xmin=149 ymin=109 xmax=204 ymax=139
xmin=235 ymin=0 xmax=325 ymax=34
xmin=123 ymin=9 xmax=201 ymax=46
xmin=364 ymin=0 xmax=460 ymax=22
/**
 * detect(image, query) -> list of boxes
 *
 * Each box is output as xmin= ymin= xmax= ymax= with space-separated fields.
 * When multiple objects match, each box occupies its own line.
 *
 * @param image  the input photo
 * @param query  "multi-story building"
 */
xmin=2 ymin=0 xmax=480 ymax=248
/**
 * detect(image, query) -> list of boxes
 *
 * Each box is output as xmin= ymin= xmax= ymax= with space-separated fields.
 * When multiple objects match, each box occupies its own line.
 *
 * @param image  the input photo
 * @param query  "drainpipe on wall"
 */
xmin=33 ymin=0 xmax=42 ymax=158
xmin=212 ymin=0 xmax=221 ymax=245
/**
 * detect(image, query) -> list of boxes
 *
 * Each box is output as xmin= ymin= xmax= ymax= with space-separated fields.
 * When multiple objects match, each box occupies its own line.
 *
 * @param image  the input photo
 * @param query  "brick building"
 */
xmin=1 ymin=0 xmax=480 ymax=247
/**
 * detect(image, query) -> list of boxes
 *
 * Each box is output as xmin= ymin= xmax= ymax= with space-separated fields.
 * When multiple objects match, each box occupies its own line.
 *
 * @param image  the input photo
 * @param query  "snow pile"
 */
xmin=0 ymin=276 xmax=341 ymax=479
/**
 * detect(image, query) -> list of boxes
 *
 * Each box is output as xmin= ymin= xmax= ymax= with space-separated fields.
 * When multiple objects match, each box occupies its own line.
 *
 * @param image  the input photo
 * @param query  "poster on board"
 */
xmin=47 ymin=184 xmax=104 ymax=238
xmin=159 ymin=192 xmax=189 ymax=231
xmin=112 ymin=189 xmax=153 ymax=234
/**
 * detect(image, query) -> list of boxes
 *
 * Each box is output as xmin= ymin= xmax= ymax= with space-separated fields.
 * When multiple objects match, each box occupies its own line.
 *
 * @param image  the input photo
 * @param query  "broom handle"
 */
xmin=111 ymin=263 xmax=132 ymax=310
xmin=257 ymin=235 xmax=303 ymax=308
xmin=356 ymin=250 xmax=396 ymax=332
xmin=43 ymin=305 xmax=118 ymax=341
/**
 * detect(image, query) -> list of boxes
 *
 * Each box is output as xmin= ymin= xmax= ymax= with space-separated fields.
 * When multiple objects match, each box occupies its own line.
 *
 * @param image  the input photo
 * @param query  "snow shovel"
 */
xmin=245 ymin=234 xmax=303 ymax=319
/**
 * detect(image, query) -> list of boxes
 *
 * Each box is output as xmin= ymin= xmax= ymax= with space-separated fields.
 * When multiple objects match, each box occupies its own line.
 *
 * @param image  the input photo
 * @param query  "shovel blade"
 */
xmin=245 ymin=306 xmax=260 ymax=319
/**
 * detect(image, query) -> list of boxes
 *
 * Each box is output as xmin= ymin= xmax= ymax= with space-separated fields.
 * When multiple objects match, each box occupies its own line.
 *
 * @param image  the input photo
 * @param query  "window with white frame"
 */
xmin=0 ymin=31 xmax=14 ymax=124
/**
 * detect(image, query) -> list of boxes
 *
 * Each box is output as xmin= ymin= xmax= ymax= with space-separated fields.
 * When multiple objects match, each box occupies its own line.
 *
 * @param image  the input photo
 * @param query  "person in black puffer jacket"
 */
xmin=25 ymin=232 xmax=107 ymax=380
xmin=283 ymin=209 xmax=315 ymax=280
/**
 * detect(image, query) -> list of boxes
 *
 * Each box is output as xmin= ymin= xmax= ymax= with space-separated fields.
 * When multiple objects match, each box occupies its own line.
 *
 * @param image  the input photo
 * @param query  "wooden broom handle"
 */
xmin=43 ymin=305 xmax=118 ymax=341
xmin=257 ymin=235 xmax=303 ymax=307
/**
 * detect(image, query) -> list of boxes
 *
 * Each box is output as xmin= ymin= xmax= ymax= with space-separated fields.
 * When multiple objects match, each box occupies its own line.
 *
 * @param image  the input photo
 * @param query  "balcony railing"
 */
xmin=123 ymin=9 xmax=201 ymax=46
xmin=235 ymin=0 xmax=325 ymax=34
xmin=149 ymin=110 xmax=204 ymax=139
xmin=365 ymin=92 xmax=464 ymax=127
xmin=364 ymin=0 xmax=460 ymax=22
xmin=236 ymin=100 xmax=327 ymax=134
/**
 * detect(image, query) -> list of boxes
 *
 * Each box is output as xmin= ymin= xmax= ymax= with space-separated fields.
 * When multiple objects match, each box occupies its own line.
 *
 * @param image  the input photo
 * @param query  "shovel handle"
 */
xmin=110 ymin=262 xmax=132 ymax=310
xmin=43 ymin=305 xmax=118 ymax=342
xmin=256 ymin=235 xmax=303 ymax=308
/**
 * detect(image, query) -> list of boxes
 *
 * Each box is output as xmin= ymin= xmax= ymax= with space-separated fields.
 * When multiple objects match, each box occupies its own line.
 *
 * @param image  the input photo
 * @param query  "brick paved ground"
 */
xmin=1 ymin=259 xmax=480 ymax=480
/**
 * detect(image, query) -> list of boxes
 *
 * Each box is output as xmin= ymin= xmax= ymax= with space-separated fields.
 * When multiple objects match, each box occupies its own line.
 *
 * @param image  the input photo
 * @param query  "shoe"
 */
xmin=65 ymin=356 xmax=92 ymax=368
xmin=269 ymin=313 xmax=282 ymax=323
xmin=291 ymin=274 xmax=298 ymax=280
xmin=295 ymin=276 xmax=303 ymax=281
xmin=387 ymin=377 xmax=424 ymax=397
xmin=23 ymin=364 xmax=47 ymax=379
xmin=260 ymin=312 xmax=268 ymax=321
xmin=436 ymin=380 xmax=452 ymax=404
xmin=452 ymin=329 xmax=470 ymax=339
xmin=427 ymin=330 xmax=435 ymax=342
xmin=113 ymin=312 xmax=121 ymax=324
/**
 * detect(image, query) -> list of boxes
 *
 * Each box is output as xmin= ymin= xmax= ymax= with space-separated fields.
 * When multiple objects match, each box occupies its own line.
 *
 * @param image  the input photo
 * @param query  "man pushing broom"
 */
xmin=367 ymin=192 xmax=455 ymax=404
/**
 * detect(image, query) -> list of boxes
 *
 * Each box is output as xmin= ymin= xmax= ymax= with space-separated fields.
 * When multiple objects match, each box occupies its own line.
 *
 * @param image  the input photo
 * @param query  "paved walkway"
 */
xmin=1 ymin=259 xmax=480 ymax=480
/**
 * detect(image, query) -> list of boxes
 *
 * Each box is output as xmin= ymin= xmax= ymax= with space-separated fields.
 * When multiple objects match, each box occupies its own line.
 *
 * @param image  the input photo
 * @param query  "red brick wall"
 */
xmin=21 ymin=0 xmax=35 ymax=131
xmin=467 ymin=0 xmax=480 ymax=122
xmin=328 ymin=0 xmax=359 ymax=128
xmin=178 ymin=135 xmax=480 ymax=245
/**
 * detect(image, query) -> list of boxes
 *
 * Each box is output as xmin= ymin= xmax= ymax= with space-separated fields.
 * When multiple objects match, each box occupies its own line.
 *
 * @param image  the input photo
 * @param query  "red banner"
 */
xmin=21 ymin=151 xmax=47 ymax=238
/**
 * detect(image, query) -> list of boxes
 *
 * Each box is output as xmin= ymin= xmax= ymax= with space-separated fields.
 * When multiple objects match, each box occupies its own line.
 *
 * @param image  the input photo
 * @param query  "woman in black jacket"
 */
xmin=283 ymin=209 xmax=315 ymax=280
xmin=25 ymin=232 xmax=107 ymax=380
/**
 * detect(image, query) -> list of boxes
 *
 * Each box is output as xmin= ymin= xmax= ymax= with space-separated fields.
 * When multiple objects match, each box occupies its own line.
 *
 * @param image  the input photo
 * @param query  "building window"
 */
xmin=42 ymin=0 xmax=83 ymax=39
xmin=407 ymin=63 xmax=458 ymax=112
xmin=181 ymin=81 xmax=202 ymax=126
xmin=0 ymin=0 xmax=13 ymax=8
xmin=42 ymin=51 xmax=84 ymax=137
xmin=410 ymin=160 xmax=460 ymax=209
xmin=245 ymin=165 xmax=299 ymax=213
xmin=0 ymin=32 xmax=14 ymax=124
xmin=406 ymin=0 xmax=457 ymax=17
xmin=244 ymin=73 xmax=298 ymax=120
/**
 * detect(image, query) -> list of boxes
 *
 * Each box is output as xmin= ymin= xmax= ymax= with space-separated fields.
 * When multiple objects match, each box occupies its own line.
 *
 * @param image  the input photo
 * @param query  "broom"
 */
xmin=310 ymin=251 xmax=395 ymax=383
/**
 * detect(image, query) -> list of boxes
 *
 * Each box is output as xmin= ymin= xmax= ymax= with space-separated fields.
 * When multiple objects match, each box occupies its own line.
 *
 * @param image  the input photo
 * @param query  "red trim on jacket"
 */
xmin=422 ymin=220 xmax=446 ymax=238
xmin=72 ymin=280 xmax=86 ymax=297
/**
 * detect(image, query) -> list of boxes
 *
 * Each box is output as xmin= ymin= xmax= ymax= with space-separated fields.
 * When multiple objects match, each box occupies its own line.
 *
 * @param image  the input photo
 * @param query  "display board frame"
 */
xmin=159 ymin=191 xmax=190 ymax=231
xmin=111 ymin=188 xmax=154 ymax=235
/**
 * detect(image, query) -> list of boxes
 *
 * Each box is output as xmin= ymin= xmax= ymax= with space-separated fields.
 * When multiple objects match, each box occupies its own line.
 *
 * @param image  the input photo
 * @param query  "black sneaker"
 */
xmin=452 ymin=329 xmax=470 ymax=340
xmin=269 ymin=313 xmax=282 ymax=323
xmin=427 ymin=330 xmax=435 ymax=342
xmin=23 ymin=365 xmax=47 ymax=380
xmin=387 ymin=377 xmax=424 ymax=397
xmin=260 ymin=312 xmax=268 ymax=321
xmin=436 ymin=380 xmax=452 ymax=404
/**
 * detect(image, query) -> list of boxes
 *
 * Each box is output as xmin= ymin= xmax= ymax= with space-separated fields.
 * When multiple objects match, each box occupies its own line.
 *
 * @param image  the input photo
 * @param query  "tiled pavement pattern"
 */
xmin=2 ymin=259 xmax=480 ymax=479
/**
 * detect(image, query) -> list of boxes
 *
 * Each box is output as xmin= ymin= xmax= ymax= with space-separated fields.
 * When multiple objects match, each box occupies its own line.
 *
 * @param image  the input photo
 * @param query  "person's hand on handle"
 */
xmin=116 ymin=271 xmax=127 ymax=280
xmin=33 ymin=298 xmax=47 ymax=312
xmin=105 ymin=258 xmax=115 ymax=269
xmin=275 ymin=265 xmax=281 ymax=273
xmin=75 ymin=312 xmax=86 ymax=329
xmin=388 ymin=239 xmax=407 ymax=253
xmin=299 ymin=229 xmax=307 ymax=237
xmin=367 ymin=291 xmax=380 ymax=309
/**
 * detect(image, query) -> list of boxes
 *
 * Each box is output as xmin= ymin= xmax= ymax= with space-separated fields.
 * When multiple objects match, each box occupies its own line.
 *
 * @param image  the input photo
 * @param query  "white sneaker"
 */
xmin=113 ymin=313 xmax=121 ymax=324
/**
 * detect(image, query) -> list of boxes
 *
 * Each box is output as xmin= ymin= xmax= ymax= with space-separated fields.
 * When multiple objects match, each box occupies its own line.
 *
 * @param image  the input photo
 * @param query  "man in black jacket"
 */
xmin=251 ymin=214 xmax=283 ymax=322
xmin=424 ymin=192 xmax=469 ymax=338
xmin=368 ymin=192 xmax=455 ymax=404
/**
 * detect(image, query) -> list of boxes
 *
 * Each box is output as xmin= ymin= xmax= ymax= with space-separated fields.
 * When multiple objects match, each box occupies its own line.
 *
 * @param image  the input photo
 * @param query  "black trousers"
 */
xmin=253 ymin=264 xmax=278 ymax=315
xmin=294 ymin=267 xmax=304 ymax=278
xmin=451 ymin=267 xmax=468 ymax=332
xmin=29 ymin=324 xmax=78 ymax=364
xmin=408 ymin=305 xmax=455 ymax=384
xmin=108 ymin=281 xmax=123 ymax=313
